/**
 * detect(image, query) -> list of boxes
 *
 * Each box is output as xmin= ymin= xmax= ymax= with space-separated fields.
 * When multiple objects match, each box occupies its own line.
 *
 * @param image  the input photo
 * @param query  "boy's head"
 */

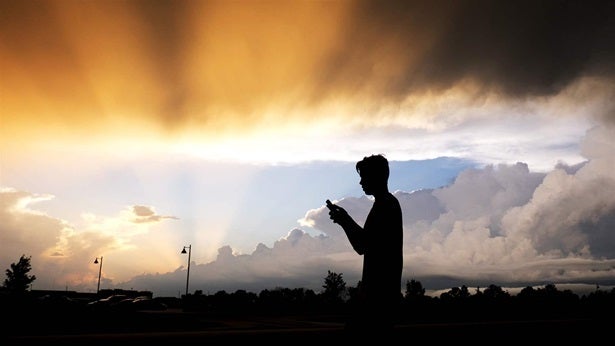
xmin=356 ymin=154 xmax=389 ymax=195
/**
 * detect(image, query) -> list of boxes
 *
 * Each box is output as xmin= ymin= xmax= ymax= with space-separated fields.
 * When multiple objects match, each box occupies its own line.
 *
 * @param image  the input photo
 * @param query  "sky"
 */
xmin=1 ymin=0 xmax=614 ymax=298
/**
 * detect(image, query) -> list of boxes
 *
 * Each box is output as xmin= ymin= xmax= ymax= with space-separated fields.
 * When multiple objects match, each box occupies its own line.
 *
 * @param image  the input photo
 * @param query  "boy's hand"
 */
xmin=326 ymin=199 xmax=349 ymax=225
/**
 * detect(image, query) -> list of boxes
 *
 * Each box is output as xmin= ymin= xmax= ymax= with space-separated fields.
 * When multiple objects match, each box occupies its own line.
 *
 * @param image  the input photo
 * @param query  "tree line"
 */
xmin=2 ymin=255 xmax=614 ymax=324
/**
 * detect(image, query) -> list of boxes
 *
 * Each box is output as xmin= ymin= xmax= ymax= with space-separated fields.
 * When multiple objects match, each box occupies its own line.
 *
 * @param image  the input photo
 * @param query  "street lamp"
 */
xmin=181 ymin=245 xmax=191 ymax=297
xmin=93 ymin=256 xmax=103 ymax=294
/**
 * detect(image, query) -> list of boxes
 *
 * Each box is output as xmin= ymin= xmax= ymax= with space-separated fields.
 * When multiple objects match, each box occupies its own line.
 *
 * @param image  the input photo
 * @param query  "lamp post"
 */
xmin=93 ymin=256 xmax=103 ymax=294
xmin=181 ymin=245 xmax=191 ymax=297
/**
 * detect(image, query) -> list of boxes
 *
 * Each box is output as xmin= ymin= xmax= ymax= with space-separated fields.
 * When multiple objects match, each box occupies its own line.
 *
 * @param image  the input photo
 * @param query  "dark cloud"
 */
xmin=2 ymin=0 xmax=613 ymax=133
xmin=581 ymin=211 xmax=615 ymax=258
xmin=317 ymin=0 xmax=615 ymax=100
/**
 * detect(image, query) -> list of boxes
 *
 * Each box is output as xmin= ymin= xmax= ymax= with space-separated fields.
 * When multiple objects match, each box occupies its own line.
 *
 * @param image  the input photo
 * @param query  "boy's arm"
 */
xmin=327 ymin=200 xmax=365 ymax=254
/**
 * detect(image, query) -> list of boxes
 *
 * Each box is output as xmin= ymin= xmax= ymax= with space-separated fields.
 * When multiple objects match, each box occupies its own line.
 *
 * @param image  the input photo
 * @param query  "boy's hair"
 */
xmin=356 ymin=154 xmax=389 ymax=181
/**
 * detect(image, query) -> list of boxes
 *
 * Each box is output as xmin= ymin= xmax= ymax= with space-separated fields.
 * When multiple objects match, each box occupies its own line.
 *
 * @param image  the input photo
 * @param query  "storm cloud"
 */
xmin=2 ymin=0 xmax=614 ymax=136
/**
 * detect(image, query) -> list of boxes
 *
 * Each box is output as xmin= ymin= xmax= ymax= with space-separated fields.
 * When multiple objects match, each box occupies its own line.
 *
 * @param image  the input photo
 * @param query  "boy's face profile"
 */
xmin=359 ymin=171 xmax=376 ymax=195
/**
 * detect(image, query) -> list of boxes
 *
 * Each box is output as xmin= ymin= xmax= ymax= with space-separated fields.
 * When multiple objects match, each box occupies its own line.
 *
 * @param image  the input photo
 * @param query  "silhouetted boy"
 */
xmin=327 ymin=154 xmax=403 ymax=336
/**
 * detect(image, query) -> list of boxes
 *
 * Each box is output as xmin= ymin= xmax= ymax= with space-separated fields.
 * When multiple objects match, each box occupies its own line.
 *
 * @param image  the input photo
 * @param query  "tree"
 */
xmin=322 ymin=270 xmax=347 ymax=302
xmin=482 ymin=284 xmax=510 ymax=300
xmin=3 ymin=254 xmax=36 ymax=294
xmin=405 ymin=279 xmax=426 ymax=299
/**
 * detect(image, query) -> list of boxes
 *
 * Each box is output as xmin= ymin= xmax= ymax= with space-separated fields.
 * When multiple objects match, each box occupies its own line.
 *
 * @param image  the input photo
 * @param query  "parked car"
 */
xmin=37 ymin=294 xmax=87 ymax=312
xmin=87 ymin=294 xmax=167 ymax=312
xmin=130 ymin=296 xmax=168 ymax=311
xmin=87 ymin=294 xmax=129 ymax=311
